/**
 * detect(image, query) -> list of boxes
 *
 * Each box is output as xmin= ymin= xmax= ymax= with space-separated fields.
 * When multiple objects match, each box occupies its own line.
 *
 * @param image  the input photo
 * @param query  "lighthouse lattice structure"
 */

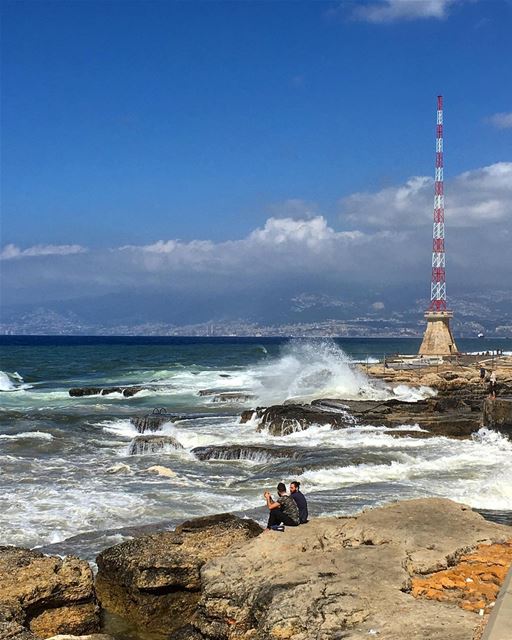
xmin=430 ymin=95 xmax=446 ymax=311
xmin=418 ymin=95 xmax=458 ymax=356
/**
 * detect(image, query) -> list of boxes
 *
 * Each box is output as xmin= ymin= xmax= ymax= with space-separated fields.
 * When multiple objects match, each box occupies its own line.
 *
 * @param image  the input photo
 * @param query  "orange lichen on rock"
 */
xmin=412 ymin=540 xmax=512 ymax=613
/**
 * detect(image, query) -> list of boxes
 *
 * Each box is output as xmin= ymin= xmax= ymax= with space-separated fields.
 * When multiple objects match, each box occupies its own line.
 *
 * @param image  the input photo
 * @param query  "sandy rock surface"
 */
xmin=191 ymin=499 xmax=512 ymax=640
xmin=0 ymin=548 xmax=98 ymax=639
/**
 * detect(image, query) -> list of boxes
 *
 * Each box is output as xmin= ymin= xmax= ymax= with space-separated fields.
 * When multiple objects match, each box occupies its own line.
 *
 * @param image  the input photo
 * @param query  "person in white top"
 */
xmin=489 ymin=371 xmax=497 ymax=399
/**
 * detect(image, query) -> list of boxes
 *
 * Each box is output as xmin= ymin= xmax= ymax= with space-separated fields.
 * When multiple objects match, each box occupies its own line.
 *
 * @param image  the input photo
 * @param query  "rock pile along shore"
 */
xmin=3 ymin=499 xmax=511 ymax=640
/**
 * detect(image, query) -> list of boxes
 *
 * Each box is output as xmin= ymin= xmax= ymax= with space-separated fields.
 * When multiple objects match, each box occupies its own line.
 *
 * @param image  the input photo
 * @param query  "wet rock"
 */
xmin=482 ymin=397 xmax=512 ymax=434
xmin=127 ymin=435 xmax=183 ymax=455
xmin=192 ymin=499 xmax=511 ymax=640
xmin=0 ymin=547 xmax=99 ymax=638
xmin=191 ymin=445 xmax=300 ymax=462
xmin=255 ymin=403 xmax=352 ymax=436
xmin=198 ymin=389 xmax=255 ymax=403
xmin=95 ymin=513 xmax=262 ymax=636
xmin=69 ymin=386 xmax=144 ymax=398
xmin=130 ymin=414 xmax=170 ymax=433
xmin=247 ymin=396 xmax=483 ymax=438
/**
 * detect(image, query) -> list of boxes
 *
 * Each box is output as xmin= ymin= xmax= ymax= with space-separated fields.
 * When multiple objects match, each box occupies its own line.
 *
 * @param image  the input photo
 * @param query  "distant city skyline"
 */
xmin=1 ymin=0 xmax=511 ymax=329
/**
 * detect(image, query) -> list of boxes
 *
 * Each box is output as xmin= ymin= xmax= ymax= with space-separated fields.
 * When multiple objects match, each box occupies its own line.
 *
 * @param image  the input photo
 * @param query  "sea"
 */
xmin=1 ymin=336 xmax=511 ymax=563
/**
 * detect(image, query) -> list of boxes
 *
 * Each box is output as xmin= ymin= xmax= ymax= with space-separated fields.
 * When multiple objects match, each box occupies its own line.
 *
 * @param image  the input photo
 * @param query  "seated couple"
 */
xmin=264 ymin=480 xmax=308 ymax=530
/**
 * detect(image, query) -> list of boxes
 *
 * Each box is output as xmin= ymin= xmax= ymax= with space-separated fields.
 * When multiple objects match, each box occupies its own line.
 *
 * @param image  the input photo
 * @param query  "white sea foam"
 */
xmin=0 ymin=371 xmax=32 ymax=392
xmin=244 ymin=340 xmax=434 ymax=405
xmin=99 ymin=419 xmax=140 ymax=438
xmin=0 ymin=431 xmax=54 ymax=441
xmin=297 ymin=427 xmax=512 ymax=510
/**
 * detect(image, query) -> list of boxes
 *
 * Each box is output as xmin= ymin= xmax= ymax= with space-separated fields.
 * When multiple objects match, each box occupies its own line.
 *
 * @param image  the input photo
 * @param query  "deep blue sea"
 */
xmin=1 ymin=336 xmax=511 ymax=561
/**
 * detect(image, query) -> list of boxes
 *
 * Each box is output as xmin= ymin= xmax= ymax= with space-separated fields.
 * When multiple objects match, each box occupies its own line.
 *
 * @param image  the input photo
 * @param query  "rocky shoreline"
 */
xmin=2 ymin=499 xmax=511 ymax=640
xmin=3 ymin=357 xmax=511 ymax=639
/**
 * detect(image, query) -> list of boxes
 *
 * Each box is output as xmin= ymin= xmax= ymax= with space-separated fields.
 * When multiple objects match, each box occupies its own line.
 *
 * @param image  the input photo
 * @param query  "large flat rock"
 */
xmin=192 ymin=499 xmax=512 ymax=640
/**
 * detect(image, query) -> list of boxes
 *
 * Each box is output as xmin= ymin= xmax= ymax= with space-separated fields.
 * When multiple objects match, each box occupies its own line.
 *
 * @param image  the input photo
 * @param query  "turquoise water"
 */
xmin=1 ymin=336 xmax=511 ymax=560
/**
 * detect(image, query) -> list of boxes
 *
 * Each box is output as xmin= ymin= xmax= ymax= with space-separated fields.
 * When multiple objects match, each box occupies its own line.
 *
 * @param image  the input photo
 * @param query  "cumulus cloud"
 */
xmin=486 ymin=112 xmax=512 ymax=130
xmin=342 ymin=162 xmax=512 ymax=229
xmin=0 ymin=243 xmax=87 ymax=260
xmin=349 ymin=0 xmax=459 ymax=23
xmin=1 ymin=162 xmax=510 ymax=318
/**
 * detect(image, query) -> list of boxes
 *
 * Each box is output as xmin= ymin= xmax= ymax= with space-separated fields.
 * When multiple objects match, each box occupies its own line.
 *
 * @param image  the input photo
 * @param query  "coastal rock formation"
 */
xmin=191 ymin=445 xmax=301 ymax=462
xmin=95 ymin=513 xmax=262 ymax=635
xmin=191 ymin=499 xmax=511 ymax=640
xmin=127 ymin=435 xmax=183 ymax=455
xmin=0 ymin=547 xmax=98 ymax=638
xmin=198 ymin=389 xmax=256 ymax=403
xmin=130 ymin=414 xmax=170 ymax=433
xmin=247 ymin=397 xmax=483 ymax=438
xmin=250 ymin=403 xmax=353 ymax=436
xmin=68 ymin=386 xmax=144 ymax=398
xmin=482 ymin=397 xmax=512 ymax=434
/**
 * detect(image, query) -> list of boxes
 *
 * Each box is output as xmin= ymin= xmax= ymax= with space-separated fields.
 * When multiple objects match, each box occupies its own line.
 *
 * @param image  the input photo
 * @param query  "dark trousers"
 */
xmin=267 ymin=508 xmax=299 ymax=529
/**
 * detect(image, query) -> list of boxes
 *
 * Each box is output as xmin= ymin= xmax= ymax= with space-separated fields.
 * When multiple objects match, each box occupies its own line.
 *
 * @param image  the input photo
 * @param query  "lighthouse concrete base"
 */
xmin=419 ymin=311 xmax=458 ymax=356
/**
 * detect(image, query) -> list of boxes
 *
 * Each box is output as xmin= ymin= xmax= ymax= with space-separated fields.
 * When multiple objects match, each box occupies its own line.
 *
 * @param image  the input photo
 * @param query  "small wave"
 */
xmin=0 ymin=431 xmax=54 ymax=441
xmin=98 ymin=420 xmax=138 ymax=438
xmin=0 ymin=371 xmax=32 ymax=392
xmin=392 ymin=385 xmax=437 ymax=402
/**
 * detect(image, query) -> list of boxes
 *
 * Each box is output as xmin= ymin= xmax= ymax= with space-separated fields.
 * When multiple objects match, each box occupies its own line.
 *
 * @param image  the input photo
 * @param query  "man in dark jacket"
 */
xmin=289 ymin=480 xmax=308 ymax=524
xmin=264 ymin=482 xmax=300 ymax=529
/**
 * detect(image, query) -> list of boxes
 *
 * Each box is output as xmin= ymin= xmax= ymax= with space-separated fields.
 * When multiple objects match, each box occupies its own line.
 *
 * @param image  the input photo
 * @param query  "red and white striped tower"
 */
xmin=419 ymin=95 xmax=458 ymax=356
xmin=430 ymin=95 xmax=446 ymax=311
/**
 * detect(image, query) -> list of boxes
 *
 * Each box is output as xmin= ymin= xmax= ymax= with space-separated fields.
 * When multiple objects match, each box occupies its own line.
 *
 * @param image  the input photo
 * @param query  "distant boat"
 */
xmin=477 ymin=332 xmax=485 ymax=338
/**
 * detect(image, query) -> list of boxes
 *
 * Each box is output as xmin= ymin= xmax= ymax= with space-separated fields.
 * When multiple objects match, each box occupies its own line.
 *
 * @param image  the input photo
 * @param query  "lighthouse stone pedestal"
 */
xmin=419 ymin=310 xmax=458 ymax=356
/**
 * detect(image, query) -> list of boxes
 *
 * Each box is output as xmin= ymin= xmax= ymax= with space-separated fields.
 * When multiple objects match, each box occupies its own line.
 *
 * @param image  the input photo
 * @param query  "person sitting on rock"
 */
xmin=264 ymin=482 xmax=300 ymax=530
xmin=289 ymin=480 xmax=309 ymax=524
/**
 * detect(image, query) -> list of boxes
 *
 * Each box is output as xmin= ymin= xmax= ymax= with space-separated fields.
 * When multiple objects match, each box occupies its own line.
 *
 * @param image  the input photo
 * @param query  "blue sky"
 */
xmin=1 ymin=0 xmax=512 ymax=324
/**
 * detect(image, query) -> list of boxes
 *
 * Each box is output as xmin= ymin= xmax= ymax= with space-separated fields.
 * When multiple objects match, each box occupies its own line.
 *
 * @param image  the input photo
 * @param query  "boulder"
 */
xmin=255 ymin=404 xmax=351 ymax=436
xmin=192 ymin=499 xmax=512 ymax=640
xmin=0 ymin=548 xmax=98 ymax=639
xmin=95 ymin=513 xmax=262 ymax=635
xmin=482 ymin=397 xmax=512 ymax=434
xmin=127 ymin=435 xmax=183 ymax=455
xmin=191 ymin=445 xmax=300 ymax=463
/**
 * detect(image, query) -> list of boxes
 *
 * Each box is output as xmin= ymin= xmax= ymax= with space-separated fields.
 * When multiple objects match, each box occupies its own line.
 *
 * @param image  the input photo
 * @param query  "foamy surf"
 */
xmin=0 ymin=371 xmax=32 ymax=392
xmin=244 ymin=340 xmax=434 ymax=404
xmin=0 ymin=431 xmax=54 ymax=441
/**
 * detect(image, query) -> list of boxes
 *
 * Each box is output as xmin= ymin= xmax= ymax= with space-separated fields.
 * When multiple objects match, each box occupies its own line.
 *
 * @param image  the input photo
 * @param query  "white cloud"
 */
xmin=342 ymin=162 xmax=512 ymax=229
xmin=486 ymin=112 xmax=512 ymax=130
xmin=2 ymin=162 xmax=511 ymax=311
xmin=351 ymin=0 xmax=458 ymax=23
xmin=0 ymin=243 xmax=87 ymax=260
xmin=267 ymin=199 xmax=319 ymax=220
